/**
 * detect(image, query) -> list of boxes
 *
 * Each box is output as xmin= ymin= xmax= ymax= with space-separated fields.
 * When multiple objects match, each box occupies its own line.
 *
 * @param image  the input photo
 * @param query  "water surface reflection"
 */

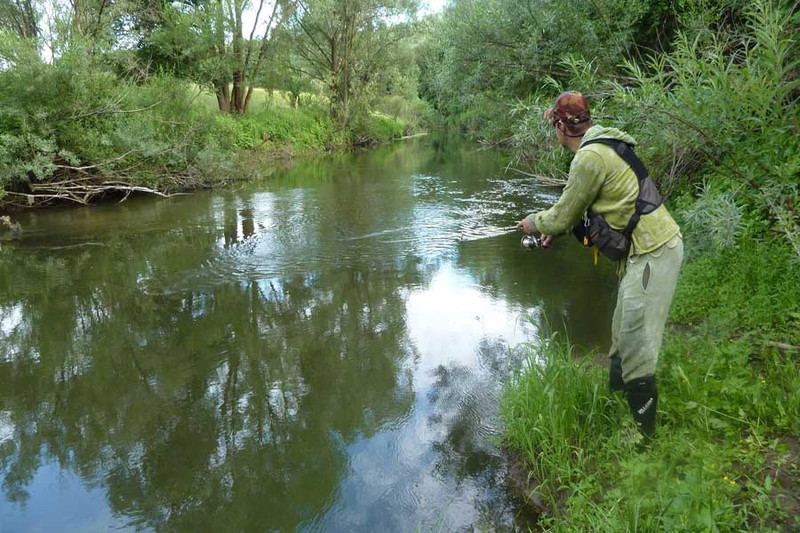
xmin=0 ymin=136 xmax=615 ymax=531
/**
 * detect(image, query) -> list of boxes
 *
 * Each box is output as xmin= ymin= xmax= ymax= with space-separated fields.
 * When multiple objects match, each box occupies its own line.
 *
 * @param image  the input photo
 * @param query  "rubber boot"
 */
xmin=624 ymin=375 xmax=658 ymax=443
xmin=609 ymin=355 xmax=624 ymax=392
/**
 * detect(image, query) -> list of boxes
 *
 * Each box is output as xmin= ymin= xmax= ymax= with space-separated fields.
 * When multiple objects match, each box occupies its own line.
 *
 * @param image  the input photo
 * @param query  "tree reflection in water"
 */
xmin=0 ymin=215 xmax=418 ymax=531
xmin=0 ymin=136 xmax=614 ymax=531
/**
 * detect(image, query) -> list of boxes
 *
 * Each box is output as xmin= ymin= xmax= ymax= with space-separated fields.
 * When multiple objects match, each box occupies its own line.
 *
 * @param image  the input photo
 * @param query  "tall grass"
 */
xmin=502 ymin=235 xmax=800 ymax=531
xmin=502 ymin=338 xmax=626 ymax=499
xmin=670 ymin=237 xmax=800 ymax=342
xmin=503 ymin=337 xmax=799 ymax=531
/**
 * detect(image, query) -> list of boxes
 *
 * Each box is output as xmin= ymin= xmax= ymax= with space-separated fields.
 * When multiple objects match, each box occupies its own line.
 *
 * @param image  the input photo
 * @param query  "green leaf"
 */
xmin=708 ymin=417 xmax=729 ymax=429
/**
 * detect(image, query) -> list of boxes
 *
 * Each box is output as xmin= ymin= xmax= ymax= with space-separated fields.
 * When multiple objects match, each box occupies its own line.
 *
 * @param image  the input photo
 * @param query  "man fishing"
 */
xmin=517 ymin=91 xmax=683 ymax=442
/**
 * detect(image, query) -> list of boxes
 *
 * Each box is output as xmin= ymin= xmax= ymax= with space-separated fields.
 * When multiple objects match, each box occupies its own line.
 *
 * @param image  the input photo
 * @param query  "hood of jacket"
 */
xmin=580 ymin=125 xmax=637 ymax=147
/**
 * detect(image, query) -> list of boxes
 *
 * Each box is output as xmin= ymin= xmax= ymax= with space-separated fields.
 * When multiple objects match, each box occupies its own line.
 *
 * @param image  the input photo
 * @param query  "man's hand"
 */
xmin=516 ymin=218 xmax=554 ymax=248
xmin=516 ymin=217 xmax=534 ymax=234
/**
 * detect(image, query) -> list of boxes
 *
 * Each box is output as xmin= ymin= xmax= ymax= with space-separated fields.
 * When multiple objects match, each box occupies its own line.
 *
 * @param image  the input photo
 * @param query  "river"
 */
xmin=0 ymin=136 xmax=616 ymax=532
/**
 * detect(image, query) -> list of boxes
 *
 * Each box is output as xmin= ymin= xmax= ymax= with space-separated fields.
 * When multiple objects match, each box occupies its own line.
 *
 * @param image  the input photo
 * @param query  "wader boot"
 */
xmin=609 ymin=355 xmax=624 ymax=392
xmin=624 ymin=375 xmax=657 ymax=442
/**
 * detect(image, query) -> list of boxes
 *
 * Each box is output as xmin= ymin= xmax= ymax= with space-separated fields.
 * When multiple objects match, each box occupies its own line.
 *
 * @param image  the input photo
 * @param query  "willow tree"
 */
xmin=288 ymin=0 xmax=417 ymax=125
xmin=148 ymin=0 xmax=298 ymax=113
xmin=222 ymin=0 xmax=299 ymax=113
xmin=0 ymin=0 xmax=38 ymax=39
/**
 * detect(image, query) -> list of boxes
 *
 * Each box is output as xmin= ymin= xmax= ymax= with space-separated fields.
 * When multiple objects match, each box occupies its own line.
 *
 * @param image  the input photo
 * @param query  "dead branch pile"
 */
xmin=1 ymin=169 xmax=194 ymax=209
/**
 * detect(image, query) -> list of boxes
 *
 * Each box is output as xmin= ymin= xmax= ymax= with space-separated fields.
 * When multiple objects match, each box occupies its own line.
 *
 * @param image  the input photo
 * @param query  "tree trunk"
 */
xmin=329 ymin=34 xmax=339 ymax=119
xmin=242 ymin=1 xmax=298 ymax=114
xmin=232 ymin=69 xmax=246 ymax=113
xmin=216 ymin=81 xmax=232 ymax=113
xmin=230 ymin=0 xmax=246 ymax=113
xmin=336 ymin=0 xmax=355 ymax=127
xmin=9 ymin=0 xmax=39 ymax=39
xmin=211 ymin=0 xmax=229 ymax=113
xmin=244 ymin=86 xmax=256 ymax=113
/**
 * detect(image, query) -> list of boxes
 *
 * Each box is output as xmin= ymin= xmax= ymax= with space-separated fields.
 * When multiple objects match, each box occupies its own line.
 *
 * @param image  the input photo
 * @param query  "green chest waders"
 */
xmin=580 ymin=139 xmax=664 ymax=443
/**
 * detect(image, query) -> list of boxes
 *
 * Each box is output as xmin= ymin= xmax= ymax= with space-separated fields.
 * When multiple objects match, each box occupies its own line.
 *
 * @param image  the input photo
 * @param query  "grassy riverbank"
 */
xmin=502 ymin=236 xmax=800 ymax=531
xmin=0 ymin=57 xmax=415 ymax=210
xmin=419 ymin=3 xmax=800 ymax=526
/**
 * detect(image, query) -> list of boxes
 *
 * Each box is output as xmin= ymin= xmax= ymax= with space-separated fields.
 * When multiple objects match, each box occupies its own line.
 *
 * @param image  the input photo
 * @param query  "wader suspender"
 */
xmin=581 ymin=138 xmax=663 ymax=242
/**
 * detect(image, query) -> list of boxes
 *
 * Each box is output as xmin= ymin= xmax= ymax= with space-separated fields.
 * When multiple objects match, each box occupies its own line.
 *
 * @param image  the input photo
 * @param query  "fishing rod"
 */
xmin=375 ymin=224 xmax=541 ymax=248
xmin=456 ymin=224 xmax=542 ymax=248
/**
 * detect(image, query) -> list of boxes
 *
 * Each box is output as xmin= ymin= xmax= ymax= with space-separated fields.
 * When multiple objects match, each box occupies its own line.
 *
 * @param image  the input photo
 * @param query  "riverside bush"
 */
xmin=504 ymin=0 xmax=800 ymax=258
xmin=670 ymin=236 xmax=800 ymax=343
xmin=0 ymin=49 xmax=239 ymax=195
xmin=503 ymin=330 xmax=799 ymax=531
xmin=350 ymin=113 xmax=407 ymax=145
xmin=0 ymin=47 xmax=410 ymax=204
xmin=0 ymin=30 xmax=418 ymax=204
xmin=503 ymin=227 xmax=800 ymax=531
xmin=252 ymin=106 xmax=338 ymax=150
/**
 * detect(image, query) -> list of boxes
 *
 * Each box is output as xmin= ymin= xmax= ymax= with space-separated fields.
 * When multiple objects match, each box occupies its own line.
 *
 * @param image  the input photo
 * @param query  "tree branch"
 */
xmin=70 ymin=100 xmax=162 ymax=121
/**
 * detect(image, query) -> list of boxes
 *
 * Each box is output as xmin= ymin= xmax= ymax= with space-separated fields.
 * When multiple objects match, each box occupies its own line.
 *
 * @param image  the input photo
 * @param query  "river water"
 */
xmin=0 ymin=136 xmax=616 ymax=532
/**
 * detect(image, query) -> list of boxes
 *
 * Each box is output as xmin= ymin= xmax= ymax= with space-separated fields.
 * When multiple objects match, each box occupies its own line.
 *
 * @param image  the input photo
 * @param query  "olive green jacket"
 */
xmin=528 ymin=125 xmax=680 ymax=256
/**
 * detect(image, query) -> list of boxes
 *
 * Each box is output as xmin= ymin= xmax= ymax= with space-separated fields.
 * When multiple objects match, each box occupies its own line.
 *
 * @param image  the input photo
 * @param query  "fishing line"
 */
xmin=376 ymin=225 xmax=523 ymax=245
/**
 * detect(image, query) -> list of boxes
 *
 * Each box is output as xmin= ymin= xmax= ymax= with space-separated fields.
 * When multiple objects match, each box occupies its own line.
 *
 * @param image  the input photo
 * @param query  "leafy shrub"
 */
xmin=504 ymin=0 xmax=800 ymax=260
xmin=350 ymin=113 xmax=406 ymax=145
xmin=254 ymin=105 xmax=336 ymax=150
xmin=0 ymin=46 xmax=124 ymax=184
xmin=503 ymin=330 xmax=799 ymax=532
xmin=212 ymin=114 xmax=262 ymax=150
xmin=0 ymin=134 xmax=60 ymax=187
xmin=671 ymin=236 xmax=800 ymax=341
xmin=675 ymin=181 xmax=745 ymax=258
xmin=0 ymin=48 xmax=240 ymax=193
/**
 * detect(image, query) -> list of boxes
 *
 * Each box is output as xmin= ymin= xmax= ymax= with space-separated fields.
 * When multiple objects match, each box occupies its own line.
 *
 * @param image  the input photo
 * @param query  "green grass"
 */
xmin=0 ymin=66 xmax=419 ymax=205
xmin=192 ymin=86 xmax=301 ymax=113
xmin=670 ymin=238 xmax=800 ymax=343
xmin=351 ymin=112 xmax=408 ymax=145
xmin=197 ymin=87 xmax=409 ymax=152
xmin=502 ymin=236 xmax=800 ymax=531
xmin=211 ymin=105 xmax=339 ymax=152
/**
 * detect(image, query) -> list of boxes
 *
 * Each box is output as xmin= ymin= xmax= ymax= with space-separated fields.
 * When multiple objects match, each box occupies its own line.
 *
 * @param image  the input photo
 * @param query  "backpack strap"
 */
xmin=580 ymin=138 xmax=662 ymax=239
xmin=581 ymin=138 xmax=648 ymax=182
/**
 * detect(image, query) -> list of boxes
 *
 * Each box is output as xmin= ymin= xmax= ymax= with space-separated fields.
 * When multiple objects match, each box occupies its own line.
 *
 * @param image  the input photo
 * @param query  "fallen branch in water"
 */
xmin=3 ymin=181 xmax=189 ymax=208
xmin=507 ymin=167 xmax=568 ymax=187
